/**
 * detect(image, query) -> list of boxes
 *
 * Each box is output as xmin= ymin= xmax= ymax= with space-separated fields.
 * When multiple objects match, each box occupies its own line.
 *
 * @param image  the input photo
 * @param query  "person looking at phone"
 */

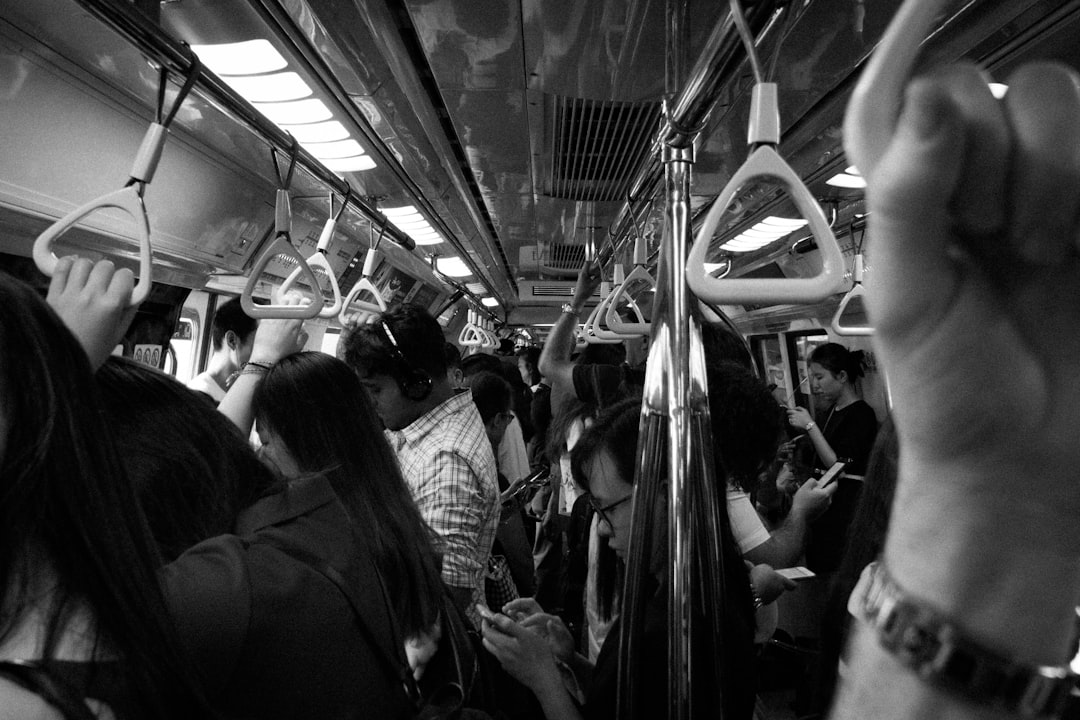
xmin=479 ymin=398 xmax=760 ymax=720
xmin=786 ymin=343 xmax=878 ymax=574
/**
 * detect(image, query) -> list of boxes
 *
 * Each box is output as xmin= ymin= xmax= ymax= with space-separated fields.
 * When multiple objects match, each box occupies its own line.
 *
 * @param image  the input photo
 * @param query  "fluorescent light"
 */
xmin=303 ymin=139 xmax=366 ymax=160
xmin=322 ymin=155 xmax=377 ymax=172
xmin=390 ymin=219 xmax=432 ymax=231
xmin=382 ymin=205 xmax=420 ymax=217
xmin=191 ymin=40 xmax=287 ymax=76
xmin=760 ymin=216 xmax=809 ymax=229
xmin=826 ymin=172 xmax=867 ymax=189
xmin=481 ymin=297 xmax=499 ymax=307
xmin=989 ymin=83 xmax=1008 ymax=99
xmin=221 ymin=72 xmax=312 ymax=102
xmin=412 ymin=233 xmax=444 ymax=246
xmin=466 ymin=282 xmax=486 ymax=294
xmin=281 ymin=121 xmax=350 ymax=143
xmin=436 ymin=256 xmax=472 ymax=277
xmin=255 ymin=98 xmax=333 ymax=125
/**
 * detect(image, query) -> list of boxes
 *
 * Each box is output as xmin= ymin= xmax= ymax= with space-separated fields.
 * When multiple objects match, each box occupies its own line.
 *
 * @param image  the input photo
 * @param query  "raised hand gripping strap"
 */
xmin=686 ymin=146 xmax=845 ymax=304
xmin=242 ymin=234 xmax=323 ymax=320
xmin=339 ymin=247 xmax=387 ymax=326
xmin=844 ymin=0 xmax=949 ymax=177
xmin=831 ymin=254 xmax=873 ymax=336
xmin=33 ymin=186 xmax=153 ymax=306
xmin=280 ymin=250 xmax=343 ymax=319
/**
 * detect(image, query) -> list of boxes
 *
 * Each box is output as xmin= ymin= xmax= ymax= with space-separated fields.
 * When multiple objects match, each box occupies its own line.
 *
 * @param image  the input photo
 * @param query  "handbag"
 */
xmin=484 ymin=554 xmax=519 ymax=611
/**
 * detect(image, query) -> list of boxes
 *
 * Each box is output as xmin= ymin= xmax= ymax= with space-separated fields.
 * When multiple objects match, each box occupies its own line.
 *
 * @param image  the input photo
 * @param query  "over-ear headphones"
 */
xmin=379 ymin=321 xmax=433 ymax=401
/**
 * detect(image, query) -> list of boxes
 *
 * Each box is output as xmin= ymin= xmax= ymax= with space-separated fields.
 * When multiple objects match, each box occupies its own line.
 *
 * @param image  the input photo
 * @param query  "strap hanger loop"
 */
xmin=243 ymin=138 xmax=324 ymax=320
xmin=686 ymin=0 xmax=845 ymax=305
xmin=339 ymin=221 xmax=388 ymax=326
xmin=32 ymin=50 xmax=202 ymax=306
xmin=281 ymin=183 xmax=352 ymax=319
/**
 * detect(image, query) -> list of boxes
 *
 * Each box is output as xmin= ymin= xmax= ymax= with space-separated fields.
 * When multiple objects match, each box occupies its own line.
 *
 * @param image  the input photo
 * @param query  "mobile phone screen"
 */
xmin=818 ymin=461 xmax=846 ymax=488
xmin=777 ymin=566 xmax=816 ymax=581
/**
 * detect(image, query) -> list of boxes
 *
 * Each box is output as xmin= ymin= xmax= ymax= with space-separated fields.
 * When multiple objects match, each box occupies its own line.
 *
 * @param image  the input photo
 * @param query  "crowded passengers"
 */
xmin=0 ymin=52 xmax=1078 ymax=720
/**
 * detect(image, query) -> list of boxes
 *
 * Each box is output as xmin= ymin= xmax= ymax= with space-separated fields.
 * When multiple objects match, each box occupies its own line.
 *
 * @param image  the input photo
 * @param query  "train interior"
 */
xmin=3 ymin=0 xmax=1080 ymax=715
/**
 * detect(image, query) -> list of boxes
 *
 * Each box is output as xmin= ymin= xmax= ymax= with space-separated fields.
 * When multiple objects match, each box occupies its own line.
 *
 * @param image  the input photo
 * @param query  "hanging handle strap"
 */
xmin=243 ymin=140 xmax=323 ymax=320
xmin=605 ymin=264 xmax=653 ymax=336
xmin=33 ymin=55 xmax=201 ymax=306
xmin=686 ymin=84 xmax=845 ymax=304
xmin=458 ymin=309 xmax=484 ymax=347
xmin=831 ymin=254 xmax=873 ymax=336
xmin=280 ymin=185 xmax=351 ymax=319
xmin=339 ymin=223 xmax=387 ymax=326
xmin=844 ymin=0 xmax=948 ymax=177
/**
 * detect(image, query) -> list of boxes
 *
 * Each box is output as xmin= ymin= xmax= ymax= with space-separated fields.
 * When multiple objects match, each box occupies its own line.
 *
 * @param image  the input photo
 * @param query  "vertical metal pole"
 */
xmin=664 ymin=140 xmax=695 ymax=720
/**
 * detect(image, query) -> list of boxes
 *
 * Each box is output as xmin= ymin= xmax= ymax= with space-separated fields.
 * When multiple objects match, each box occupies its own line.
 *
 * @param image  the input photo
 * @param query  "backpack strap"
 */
xmin=0 ymin=660 xmax=98 ymax=720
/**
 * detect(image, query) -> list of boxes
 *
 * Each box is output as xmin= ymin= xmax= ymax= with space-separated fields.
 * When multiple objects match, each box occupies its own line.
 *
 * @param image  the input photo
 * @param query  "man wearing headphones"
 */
xmin=342 ymin=304 xmax=500 ymax=628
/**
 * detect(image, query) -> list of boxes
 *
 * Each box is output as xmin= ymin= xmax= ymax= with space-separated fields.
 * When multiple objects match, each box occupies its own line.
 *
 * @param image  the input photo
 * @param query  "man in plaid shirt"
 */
xmin=343 ymin=304 xmax=499 ymax=628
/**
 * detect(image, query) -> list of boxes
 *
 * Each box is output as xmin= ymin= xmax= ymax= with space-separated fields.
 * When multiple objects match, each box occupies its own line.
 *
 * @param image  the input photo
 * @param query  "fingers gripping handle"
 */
xmin=844 ymin=0 xmax=949 ymax=176
xmin=686 ymin=146 xmax=845 ymax=304
xmin=33 ymin=186 xmax=153 ymax=306
xmin=280 ymin=250 xmax=343 ymax=319
xmin=241 ymin=235 xmax=323 ymax=320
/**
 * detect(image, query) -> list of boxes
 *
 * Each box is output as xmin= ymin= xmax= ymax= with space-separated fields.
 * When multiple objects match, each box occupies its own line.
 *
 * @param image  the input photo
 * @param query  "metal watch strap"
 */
xmin=561 ymin=302 xmax=578 ymax=315
xmin=854 ymin=561 xmax=1077 ymax=719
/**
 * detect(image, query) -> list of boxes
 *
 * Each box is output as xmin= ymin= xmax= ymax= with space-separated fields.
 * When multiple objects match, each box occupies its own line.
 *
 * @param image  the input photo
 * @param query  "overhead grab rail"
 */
xmin=33 ymin=56 xmax=202 ymax=305
xmin=280 ymin=185 xmax=351 ymax=320
xmin=242 ymin=142 xmax=324 ymax=320
xmin=340 ymin=223 xmax=389 ymax=326
xmin=605 ymin=218 xmax=655 ymax=336
xmin=587 ymin=264 xmax=646 ymax=343
xmin=685 ymin=0 xmax=845 ymax=305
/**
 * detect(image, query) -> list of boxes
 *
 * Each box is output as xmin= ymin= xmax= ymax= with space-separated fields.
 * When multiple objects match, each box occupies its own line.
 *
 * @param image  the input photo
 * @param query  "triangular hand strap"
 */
xmin=687 ymin=145 xmax=845 ymax=304
xmin=242 ymin=232 xmax=324 ymax=319
xmin=34 ymin=186 xmax=154 ymax=306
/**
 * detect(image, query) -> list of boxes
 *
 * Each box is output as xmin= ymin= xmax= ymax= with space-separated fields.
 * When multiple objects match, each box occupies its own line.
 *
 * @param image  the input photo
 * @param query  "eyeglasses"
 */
xmin=587 ymin=492 xmax=634 ymax=528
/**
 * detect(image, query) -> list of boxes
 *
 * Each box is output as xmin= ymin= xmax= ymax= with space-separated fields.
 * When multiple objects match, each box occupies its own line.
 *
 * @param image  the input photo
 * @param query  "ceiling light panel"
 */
xmin=436 ymin=256 xmax=472 ymax=277
xmin=282 ymin=121 xmax=350 ymax=143
xmin=481 ymin=297 xmax=499 ymax=307
xmin=191 ymin=40 xmax=287 ymax=76
xmin=302 ymin=139 xmax=366 ymax=160
xmin=322 ymin=156 xmax=377 ymax=172
xmin=220 ymin=72 xmax=312 ymax=102
xmin=254 ymin=98 xmax=333 ymax=125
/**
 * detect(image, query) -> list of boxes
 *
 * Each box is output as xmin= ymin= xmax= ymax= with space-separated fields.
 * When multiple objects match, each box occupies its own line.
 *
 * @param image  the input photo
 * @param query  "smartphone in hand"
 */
xmin=818 ymin=461 xmax=846 ymax=488
xmin=776 ymin=566 xmax=816 ymax=582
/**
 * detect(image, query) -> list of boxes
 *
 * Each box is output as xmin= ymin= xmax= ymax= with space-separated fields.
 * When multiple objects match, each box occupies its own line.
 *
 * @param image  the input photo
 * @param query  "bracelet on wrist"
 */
xmin=853 ymin=561 xmax=1077 ymax=719
xmin=805 ymin=421 xmax=816 ymax=432
xmin=560 ymin=302 xmax=580 ymax=316
xmin=750 ymin=584 xmax=764 ymax=611
xmin=239 ymin=360 xmax=273 ymax=377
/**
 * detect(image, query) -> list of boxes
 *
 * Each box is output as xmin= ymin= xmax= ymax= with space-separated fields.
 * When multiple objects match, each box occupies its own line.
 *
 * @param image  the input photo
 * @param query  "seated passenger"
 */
xmin=0 ymin=262 xmax=210 ymax=719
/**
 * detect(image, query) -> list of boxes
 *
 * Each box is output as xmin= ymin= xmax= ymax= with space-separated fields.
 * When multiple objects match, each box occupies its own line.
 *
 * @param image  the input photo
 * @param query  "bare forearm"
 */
xmin=808 ymin=424 xmax=837 ymax=467
xmin=538 ymin=309 xmax=579 ymax=379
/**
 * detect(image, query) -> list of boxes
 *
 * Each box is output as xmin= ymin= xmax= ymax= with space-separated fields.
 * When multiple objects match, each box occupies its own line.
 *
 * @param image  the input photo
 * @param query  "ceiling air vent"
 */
xmin=539 ymin=242 xmax=587 ymax=276
xmin=545 ymin=95 xmax=661 ymax=201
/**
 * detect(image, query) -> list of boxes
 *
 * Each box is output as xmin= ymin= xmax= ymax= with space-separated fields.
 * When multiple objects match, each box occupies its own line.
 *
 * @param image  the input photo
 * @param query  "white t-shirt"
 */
xmin=726 ymin=486 xmax=771 ymax=554
xmin=186 ymin=372 xmax=226 ymax=403
xmin=497 ymin=415 xmax=529 ymax=484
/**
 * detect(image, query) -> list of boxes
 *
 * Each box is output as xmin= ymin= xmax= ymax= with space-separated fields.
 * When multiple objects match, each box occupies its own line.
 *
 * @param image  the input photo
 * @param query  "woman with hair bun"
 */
xmin=787 ymin=342 xmax=878 ymax=573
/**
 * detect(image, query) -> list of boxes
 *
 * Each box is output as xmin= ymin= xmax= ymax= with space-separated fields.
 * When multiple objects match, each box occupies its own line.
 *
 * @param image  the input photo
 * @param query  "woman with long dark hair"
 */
xmin=0 ymin=265 xmax=210 ymax=719
xmin=251 ymin=351 xmax=445 ymax=643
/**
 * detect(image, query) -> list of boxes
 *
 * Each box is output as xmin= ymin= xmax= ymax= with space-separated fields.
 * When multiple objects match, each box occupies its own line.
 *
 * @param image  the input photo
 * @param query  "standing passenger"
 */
xmin=186 ymin=296 xmax=257 ymax=405
xmin=343 ymin=304 xmax=500 ymax=628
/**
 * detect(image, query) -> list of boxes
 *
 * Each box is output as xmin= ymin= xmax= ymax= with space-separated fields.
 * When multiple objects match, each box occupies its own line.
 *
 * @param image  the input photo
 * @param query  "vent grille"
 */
xmin=546 ymin=95 xmax=661 ymax=201
xmin=540 ymin=243 xmax=587 ymax=274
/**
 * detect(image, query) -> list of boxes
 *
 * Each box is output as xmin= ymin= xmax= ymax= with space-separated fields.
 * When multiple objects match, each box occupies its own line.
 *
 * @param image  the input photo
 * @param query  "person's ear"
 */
xmin=225 ymin=330 xmax=238 ymax=350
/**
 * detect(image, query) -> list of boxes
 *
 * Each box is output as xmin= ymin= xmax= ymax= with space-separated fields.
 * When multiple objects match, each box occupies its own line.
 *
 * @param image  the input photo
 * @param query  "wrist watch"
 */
xmin=853 ymin=561 xmax=1077 ymax=719
xmin=561 ymin=302 xmax=579 ymax=315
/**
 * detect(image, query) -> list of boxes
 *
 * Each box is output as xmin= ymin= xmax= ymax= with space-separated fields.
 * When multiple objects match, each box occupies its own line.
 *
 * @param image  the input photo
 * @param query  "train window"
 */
xmin=750 ymin=335 xmax=788 ymax=402
xmin=321 ymin=328 xmax=342 ymax=358
xmin=169 ymin=310 xmax=200 ymax=382
xmin=786 ymin=330 xmax=829 ymax=414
